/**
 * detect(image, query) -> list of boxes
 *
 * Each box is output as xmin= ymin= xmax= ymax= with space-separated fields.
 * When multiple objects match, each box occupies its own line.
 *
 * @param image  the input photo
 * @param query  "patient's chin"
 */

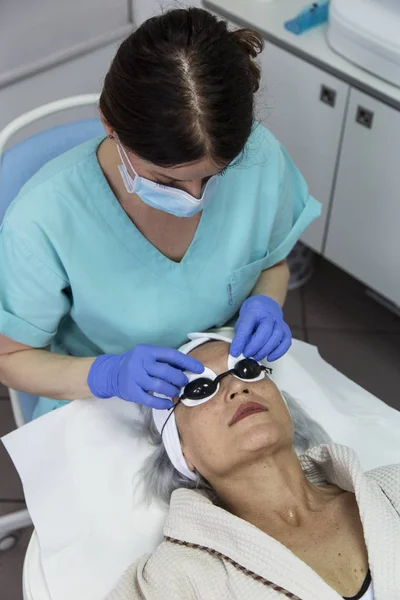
xmin=239 ymin=420 xmax=283 ymax=453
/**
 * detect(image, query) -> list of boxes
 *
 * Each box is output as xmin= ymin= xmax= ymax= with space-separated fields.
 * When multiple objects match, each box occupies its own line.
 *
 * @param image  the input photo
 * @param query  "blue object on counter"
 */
xmin=284 ymin=1 xmax=329 ymax=35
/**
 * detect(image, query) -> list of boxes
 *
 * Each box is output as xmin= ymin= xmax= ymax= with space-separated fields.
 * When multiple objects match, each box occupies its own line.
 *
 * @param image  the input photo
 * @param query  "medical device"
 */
xmin=328 ymin=0 xmax=400 ymax=87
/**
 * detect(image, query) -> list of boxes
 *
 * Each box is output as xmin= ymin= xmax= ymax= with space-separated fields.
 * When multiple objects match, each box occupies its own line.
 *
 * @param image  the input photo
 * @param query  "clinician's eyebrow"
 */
xmin=150 ymin=166 xmax=229 ymax=183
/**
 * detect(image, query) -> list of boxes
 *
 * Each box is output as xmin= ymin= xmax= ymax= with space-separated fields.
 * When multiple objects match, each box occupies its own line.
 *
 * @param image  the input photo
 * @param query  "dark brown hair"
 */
xmin=100 ymin=7 xmax=263 ymax=167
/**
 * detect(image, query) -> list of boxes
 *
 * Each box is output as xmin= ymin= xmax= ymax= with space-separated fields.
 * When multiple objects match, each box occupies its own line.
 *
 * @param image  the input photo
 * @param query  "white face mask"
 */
xmin=117 ymin=144 xmax=219 ymax=218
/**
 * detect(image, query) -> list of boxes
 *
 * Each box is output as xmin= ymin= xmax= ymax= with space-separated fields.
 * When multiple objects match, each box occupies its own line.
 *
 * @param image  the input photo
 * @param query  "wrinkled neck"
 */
xmin=211 ymin=448 xmax=329 ymax=531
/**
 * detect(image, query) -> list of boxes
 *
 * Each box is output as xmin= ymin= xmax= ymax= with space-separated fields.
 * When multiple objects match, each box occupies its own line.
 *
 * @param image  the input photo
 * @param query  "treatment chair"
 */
xmin=0 ymin=95 xmax=103 ymax=551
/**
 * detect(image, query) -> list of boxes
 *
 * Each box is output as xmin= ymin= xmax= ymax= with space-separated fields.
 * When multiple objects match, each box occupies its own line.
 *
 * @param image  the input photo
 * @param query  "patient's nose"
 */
xmin=229 ymin=388 xmax=250 ymax=400
xmin=224 ymin=376 xmax=251 ymax=401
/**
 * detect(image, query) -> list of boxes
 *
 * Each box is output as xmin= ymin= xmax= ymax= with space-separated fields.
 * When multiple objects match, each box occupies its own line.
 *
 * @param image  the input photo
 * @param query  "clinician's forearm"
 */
xmin=251 ymin=260 xmax=290 ymax=307
xmin=0 ymin=349 xmax=95 ymax=400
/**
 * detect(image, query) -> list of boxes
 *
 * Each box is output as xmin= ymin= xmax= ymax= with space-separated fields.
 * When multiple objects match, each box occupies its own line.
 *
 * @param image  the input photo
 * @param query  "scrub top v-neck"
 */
xmin=91 ymin=150 xmax=222 ymax=288
xmin=0 ymin=123 xmax=321 ymax=417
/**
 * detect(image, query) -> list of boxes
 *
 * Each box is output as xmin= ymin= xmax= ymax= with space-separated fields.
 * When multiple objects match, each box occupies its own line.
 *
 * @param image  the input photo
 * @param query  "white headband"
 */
xmin=152 ymin=332 xmax=235 ymax=481
xmin=151 ymin=331 xmax=284 ymax=480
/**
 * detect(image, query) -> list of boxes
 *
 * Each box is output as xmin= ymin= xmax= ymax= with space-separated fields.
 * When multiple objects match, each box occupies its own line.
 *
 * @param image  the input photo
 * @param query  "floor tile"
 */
xmin=308 ymin=331 xmax=400 ymax=411
xmin=304 ymin=258 xmax=400 ymax=332
xmin=0 ymin=402 xmax=24 ymax=500
xmin=0 ymin=502 xmax=32 ymax=600
xmin=291 ymin=327 xmax=306 ymax=342
xmin=283 ymin=288 xmax=304 ymax=329
xmin=0 ymin=384 xmax=9 ymax=400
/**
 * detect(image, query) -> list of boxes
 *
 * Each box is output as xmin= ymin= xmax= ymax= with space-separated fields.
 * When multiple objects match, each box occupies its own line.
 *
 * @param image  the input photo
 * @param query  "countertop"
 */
xmin=204 ymin=0 xmax=400 ymax=110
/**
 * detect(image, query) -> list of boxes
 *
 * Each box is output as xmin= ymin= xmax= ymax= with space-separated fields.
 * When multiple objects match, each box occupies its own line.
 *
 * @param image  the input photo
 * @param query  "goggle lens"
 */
xmin=181 ymin=359 xmax=271 ymax=404
xmin=183 ymin=377 xmax=218 ymax=400
xmin=234 ymin=358 xmax=263 ymax=380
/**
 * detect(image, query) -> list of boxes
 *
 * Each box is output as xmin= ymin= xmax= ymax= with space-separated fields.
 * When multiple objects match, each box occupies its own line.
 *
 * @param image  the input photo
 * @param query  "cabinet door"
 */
xmin=325 ymin=89 xmax=400 ymax=307
xmin=260 ymin=43 xmax=350 ymax=253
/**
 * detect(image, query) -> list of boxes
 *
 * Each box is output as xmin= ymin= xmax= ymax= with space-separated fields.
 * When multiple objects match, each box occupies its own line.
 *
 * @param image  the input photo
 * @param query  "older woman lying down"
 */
xmin=107 ymin=335 xmax=400 ymax=600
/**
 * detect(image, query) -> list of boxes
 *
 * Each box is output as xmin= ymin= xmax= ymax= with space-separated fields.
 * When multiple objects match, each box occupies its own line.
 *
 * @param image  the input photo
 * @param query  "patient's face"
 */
xmin=174 ymin=341 xmax=293 ymax=482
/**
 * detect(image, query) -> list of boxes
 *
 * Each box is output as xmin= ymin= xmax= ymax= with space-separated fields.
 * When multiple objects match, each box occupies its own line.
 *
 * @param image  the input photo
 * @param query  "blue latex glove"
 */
xmin=88 ymin=345 xmax=204 ymax=410
xmin=231 ymin=295 xmax=292 ymax=362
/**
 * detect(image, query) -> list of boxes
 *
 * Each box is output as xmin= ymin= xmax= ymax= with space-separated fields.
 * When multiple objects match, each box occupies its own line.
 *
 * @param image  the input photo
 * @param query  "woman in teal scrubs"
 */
xmin=0 ymin=8 xmax=320 ymax=418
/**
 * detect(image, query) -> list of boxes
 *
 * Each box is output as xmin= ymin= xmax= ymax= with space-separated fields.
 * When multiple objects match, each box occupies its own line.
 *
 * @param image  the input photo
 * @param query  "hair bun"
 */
xmin=100 ymin=9 xmax=263 ymax=167
xmin=231 ymin=28 xmax=264 ymax=92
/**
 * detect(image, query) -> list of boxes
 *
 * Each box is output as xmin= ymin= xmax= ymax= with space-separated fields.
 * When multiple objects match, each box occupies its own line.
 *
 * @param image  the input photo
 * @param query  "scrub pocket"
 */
xmin=228 ymin=256 xmax=270 ymax=312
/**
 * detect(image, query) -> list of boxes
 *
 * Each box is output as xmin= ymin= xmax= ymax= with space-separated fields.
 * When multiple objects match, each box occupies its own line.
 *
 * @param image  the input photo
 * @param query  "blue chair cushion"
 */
xmin=0 ymin=116 xmax=104 ymax=421
xmin=0 ymin=117 xmax=104 ymax=223
xmin=17 ymin=391 xmax=40 ymax=423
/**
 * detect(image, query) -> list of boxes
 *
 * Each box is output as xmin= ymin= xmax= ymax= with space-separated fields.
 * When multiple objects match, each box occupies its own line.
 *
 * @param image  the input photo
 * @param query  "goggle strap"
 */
xmin=160 ymin=402 xmax=180 ymax=438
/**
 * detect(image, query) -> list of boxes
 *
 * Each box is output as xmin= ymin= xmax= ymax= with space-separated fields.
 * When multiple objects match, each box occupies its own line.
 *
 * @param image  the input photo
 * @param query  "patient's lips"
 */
xmin=229 ymin=402 xmax=267 ymax=426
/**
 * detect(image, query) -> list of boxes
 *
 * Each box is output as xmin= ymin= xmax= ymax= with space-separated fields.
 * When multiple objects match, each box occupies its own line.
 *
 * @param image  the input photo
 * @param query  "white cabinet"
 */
xmin=325 ymin=89 xmax=400 ymax=306
xmin=260 ymin=43 xmax=350 ymax=253
xmin=261 ymin=44 xmax=400 ymax=307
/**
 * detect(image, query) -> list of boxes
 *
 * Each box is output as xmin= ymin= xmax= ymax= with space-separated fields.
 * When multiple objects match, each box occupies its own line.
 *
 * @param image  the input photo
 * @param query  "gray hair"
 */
xmin=136 ymin=392 xmax=331 ymax=505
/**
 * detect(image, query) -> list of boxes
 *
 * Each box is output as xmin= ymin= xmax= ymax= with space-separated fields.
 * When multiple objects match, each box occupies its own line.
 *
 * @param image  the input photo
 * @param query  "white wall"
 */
xmin=0 ymin=0 xmax=206 ymax=147
xmin=0 ymin=41 xmax=124 ymax=147
xmin=0 ymin=0 xmax=129 ymax=88
xmin=131 ymin=0 xmax=204 ymax=25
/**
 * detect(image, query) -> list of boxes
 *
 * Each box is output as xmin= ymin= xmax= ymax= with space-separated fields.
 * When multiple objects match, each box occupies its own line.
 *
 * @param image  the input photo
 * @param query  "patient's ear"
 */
xmin=98 ymin=108 xmax=115 ymax=139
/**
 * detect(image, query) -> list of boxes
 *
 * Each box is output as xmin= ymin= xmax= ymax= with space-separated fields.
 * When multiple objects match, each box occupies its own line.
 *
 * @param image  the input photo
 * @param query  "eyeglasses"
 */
xmin=180 ymin=358 xmax=272 ymax=406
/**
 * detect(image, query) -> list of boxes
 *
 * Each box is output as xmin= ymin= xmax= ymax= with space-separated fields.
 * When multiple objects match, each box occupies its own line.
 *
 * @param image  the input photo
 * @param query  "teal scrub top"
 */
xmin=0 ymin=123 xmax=321 ymax=417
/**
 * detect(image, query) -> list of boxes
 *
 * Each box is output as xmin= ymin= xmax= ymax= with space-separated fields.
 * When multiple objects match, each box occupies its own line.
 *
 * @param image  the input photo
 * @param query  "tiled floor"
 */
xmin=285 ymin=257 xmax=400 ymax=410
xmin=0 ymin=392 xmax=32 ymax=600
xmin=0 ymin=257 xmax=400 ymax=598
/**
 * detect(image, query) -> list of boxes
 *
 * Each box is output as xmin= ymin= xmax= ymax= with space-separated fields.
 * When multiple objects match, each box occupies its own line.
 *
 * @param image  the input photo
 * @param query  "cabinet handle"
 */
xmin=320 ymin=85 xmax=336 ymax=107
xmin=356 ymin=106 xmax=374 ymax=129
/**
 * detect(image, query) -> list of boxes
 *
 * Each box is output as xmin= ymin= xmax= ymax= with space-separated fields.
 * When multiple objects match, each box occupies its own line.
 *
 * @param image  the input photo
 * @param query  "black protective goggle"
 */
xmin=180 ymin=358 xmax=272 ymax=406
xmin=160 ymin=358 xmax=273 ymax=437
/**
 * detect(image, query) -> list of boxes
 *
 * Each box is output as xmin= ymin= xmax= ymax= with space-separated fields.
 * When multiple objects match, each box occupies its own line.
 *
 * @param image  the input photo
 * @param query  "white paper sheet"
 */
xmin=3 ymin=398 xmax=166 ymax=600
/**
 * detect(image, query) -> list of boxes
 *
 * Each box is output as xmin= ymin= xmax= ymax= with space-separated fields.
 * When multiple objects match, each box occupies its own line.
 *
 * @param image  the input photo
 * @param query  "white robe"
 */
xmin=107 ymin=444 xmax=400 ymax=600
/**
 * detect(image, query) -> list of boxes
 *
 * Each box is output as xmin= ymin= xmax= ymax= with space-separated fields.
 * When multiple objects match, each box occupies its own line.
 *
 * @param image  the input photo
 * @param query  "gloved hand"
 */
xmin=230 ymin=295 xmax=292 ymax=362
xmin=88 ymin=345 xmax=204 ymax=410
